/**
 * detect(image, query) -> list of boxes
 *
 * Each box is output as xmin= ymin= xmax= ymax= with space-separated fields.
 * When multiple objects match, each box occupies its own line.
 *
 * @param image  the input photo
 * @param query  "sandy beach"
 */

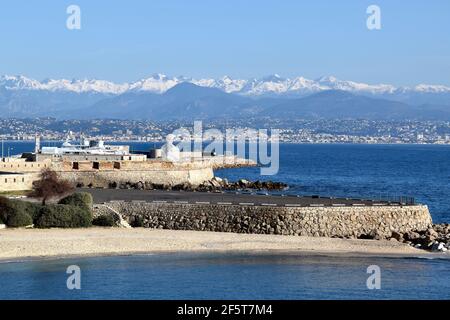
xmin=0 ymin=227 xmax=430 ymax=261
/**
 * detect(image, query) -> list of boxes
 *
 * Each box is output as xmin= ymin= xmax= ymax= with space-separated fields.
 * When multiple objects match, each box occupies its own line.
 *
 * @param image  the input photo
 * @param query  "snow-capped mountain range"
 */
xmin=2 ymin=73 xmax=450 ymax=96
xmin=2 ymin=73 xmax=450 ymax=120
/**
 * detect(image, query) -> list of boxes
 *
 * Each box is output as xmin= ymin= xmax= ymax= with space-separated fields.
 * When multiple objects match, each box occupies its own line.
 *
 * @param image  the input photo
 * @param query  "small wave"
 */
xmin=408 ymin=254 xmax=450 ymax=261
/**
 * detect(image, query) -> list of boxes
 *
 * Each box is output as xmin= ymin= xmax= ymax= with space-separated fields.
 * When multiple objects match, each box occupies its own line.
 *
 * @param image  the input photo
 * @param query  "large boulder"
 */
xmin=404 ymin=231 xmax=420 ymax=241
xmin=430 ymin=242 xmax=446 ymax=252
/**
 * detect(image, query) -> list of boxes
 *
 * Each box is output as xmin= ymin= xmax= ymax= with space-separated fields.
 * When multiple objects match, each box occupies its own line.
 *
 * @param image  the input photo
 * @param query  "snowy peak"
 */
xmin=316 ymin=75 xmax=338 ymax=84
xmin=190 ymin=76 xmax=247 ymax=93
xmin=316 ymin=76 xmax=397 ymax=94
xmin=0 ymin=75 xmax=42 ymax=90
xmin=0 ymin=75 xmax=128 ymax=94
xmin=1 ymin=74 xmax=450 ymax=97
xmin=128 ymin=74 xmax=181 ymax=93
xmin=413 ymin=84 xmax=450 ymax=93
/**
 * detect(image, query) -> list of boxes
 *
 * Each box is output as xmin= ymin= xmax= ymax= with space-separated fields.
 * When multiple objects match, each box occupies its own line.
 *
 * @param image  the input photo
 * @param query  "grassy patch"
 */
xmin=0 ymin=190 xmax=29 ymax=197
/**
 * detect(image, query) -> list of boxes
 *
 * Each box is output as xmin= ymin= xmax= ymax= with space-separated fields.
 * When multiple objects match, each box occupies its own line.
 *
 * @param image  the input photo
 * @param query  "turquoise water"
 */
xmin=1 ymin=253 xmax=449 ymax=300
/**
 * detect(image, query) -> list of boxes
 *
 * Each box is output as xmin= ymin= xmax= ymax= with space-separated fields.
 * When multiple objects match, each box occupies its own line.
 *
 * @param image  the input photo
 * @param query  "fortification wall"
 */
xmin=0 ymin=153 xmax=252 ymax=192
xmin=0 ymin=160 xmax=50 ymax=173
xmin=94 ymin=202 xmax=433 ymax=238
xmin=0 ymin=173 xmax=37 ymax=191
xmin=59 ymin=166 xmax=214 ymax=187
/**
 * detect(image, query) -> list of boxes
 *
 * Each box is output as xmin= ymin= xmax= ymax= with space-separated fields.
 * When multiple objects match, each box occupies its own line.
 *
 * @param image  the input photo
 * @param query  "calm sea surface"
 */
xmin=1 ymin=142 xmax=450 ymax=299
xmin=0 ymin=253 xmax=449 ymax=300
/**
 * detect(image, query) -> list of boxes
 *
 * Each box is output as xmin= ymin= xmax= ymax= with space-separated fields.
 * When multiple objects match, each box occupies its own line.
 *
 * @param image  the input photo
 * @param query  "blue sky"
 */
xmin=0 ymin=0 xmax=449 ymax=85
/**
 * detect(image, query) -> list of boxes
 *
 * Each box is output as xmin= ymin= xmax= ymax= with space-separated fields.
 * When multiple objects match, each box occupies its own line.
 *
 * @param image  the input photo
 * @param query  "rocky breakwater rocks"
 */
xmin=385 ymin=223 xmax=450 ymax=253
xmin=107 ymin=177 xmax=288 ymax=193
xmin=196 ymin=177 xmax=288 ymax=192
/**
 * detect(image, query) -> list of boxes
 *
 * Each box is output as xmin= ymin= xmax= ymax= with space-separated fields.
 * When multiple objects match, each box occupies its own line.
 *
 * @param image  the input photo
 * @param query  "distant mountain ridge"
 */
xmin=69 ymin=86 xmax=450 ymax=121
xmin=1 ymin=74 xmax=450 ymax=120
xmin=2 ymin=73 xmax=450 ymax=98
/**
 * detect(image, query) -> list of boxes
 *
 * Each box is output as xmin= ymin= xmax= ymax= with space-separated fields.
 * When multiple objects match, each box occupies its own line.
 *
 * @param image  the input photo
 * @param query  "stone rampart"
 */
xmin=59 ymin=166 xmax=214 ymax=188
xmin=94 ymin=202 xmax=432 ymax=238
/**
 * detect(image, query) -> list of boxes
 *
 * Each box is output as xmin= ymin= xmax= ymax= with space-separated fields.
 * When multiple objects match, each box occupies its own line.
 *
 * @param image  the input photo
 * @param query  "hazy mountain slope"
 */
xmin=265 ymin=90 xmax=450 ymax=120
xmin=70 ymin=91 xmax=164 ymax=119
xmin=80 ymin=83 xmax=253 ymax=119
xmin=74 ymin=85 xmax=450 ymax=121
xmin=0 ymin=88 xmax=110 ymax=118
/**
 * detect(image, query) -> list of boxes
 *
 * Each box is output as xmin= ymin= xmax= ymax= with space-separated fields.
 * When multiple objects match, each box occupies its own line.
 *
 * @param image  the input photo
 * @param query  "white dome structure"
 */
xmin=161 ymin=134 xmax=180 ymax=162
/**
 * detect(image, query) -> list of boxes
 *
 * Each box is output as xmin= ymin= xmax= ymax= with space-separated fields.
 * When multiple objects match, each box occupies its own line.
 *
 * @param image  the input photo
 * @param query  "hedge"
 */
xmin=58 ymin=192 xmax=93 ymax=210
xmin=35 ymin=204 xmax=93 ymax=228
xmin=0 ymin=196 xmax=12 ymax=223
xmin=0 ymin=196 xmax=40 ymax=227
xmin=6 ymin=211 xmax=33 ymax=228
xmin=92 ymin=214 xmax=115 ymax=227
xmin=20 ymin=201 xmax=42 ymax=221
xmin=0 ymin=195 xmax=95 ymax=228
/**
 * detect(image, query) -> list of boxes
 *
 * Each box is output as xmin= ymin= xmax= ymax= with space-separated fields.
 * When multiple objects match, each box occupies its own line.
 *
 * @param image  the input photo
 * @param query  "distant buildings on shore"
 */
xmin=1 ymin=118 xmax=450 ymax=145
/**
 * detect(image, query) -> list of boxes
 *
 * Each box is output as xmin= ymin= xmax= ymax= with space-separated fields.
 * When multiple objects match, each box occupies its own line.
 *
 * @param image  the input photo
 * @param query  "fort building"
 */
xmin=0 ymin=136 xmax=253 ymax=192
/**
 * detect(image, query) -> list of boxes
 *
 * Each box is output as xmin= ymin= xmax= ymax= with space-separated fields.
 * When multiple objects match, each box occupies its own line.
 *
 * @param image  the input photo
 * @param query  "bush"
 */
xmin=6 ymin=210 xmax=33 ymax=228
xmin=58 ymin=192 xmax=93 ymax=210
xmin=20 ymin=201 xmax=42 ymax=221
xmin=92 ymin=215 xmax=115 ymax=227
xmin=0 ymin=196 xmax=9 ymax=223
xmin=35 ymin=204 xmax=93 ymax=228
xmin=0 ymin=196 xmax=40 ymax=227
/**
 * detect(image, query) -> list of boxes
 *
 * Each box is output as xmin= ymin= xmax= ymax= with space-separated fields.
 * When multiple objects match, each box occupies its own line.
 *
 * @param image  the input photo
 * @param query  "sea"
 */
xmin=1 ymin=141 xmax=449 ymax=300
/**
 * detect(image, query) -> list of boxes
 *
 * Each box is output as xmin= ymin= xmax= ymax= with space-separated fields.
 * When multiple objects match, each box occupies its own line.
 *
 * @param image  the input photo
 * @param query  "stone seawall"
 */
xmin=94 ymin=202 xmax=433 ymax=238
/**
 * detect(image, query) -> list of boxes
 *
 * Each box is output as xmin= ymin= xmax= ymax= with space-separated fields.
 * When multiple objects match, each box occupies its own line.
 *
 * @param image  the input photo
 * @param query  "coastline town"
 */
xmin=1 ymin=118 xmax=450 ymax=144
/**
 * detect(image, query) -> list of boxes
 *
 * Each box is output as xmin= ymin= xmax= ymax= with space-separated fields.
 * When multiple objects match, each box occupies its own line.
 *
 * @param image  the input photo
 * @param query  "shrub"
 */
xmin=0 ymin=196 xmax=10 ymax=223
xmin=0 ymin=201 xmax=6 ymax=224
xmin=35 ymin=204 xmax=93 ymax=228
xmin=0 ymin=196 xmax=40 ymax=227
xmin=6 ymin=210 xmax=33 ymax=228
xmin=92 ymin=214 xmax=115 ymax=227
xmin=58 ymin=192 xmax=93 ymax=210
xmin=20 ymin=201 xmax=42 ymax=221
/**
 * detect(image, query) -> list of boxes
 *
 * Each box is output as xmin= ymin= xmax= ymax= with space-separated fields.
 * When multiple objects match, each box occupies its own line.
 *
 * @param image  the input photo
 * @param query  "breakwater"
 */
xmin=94 ymin=201 xmax=432 ymax=238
